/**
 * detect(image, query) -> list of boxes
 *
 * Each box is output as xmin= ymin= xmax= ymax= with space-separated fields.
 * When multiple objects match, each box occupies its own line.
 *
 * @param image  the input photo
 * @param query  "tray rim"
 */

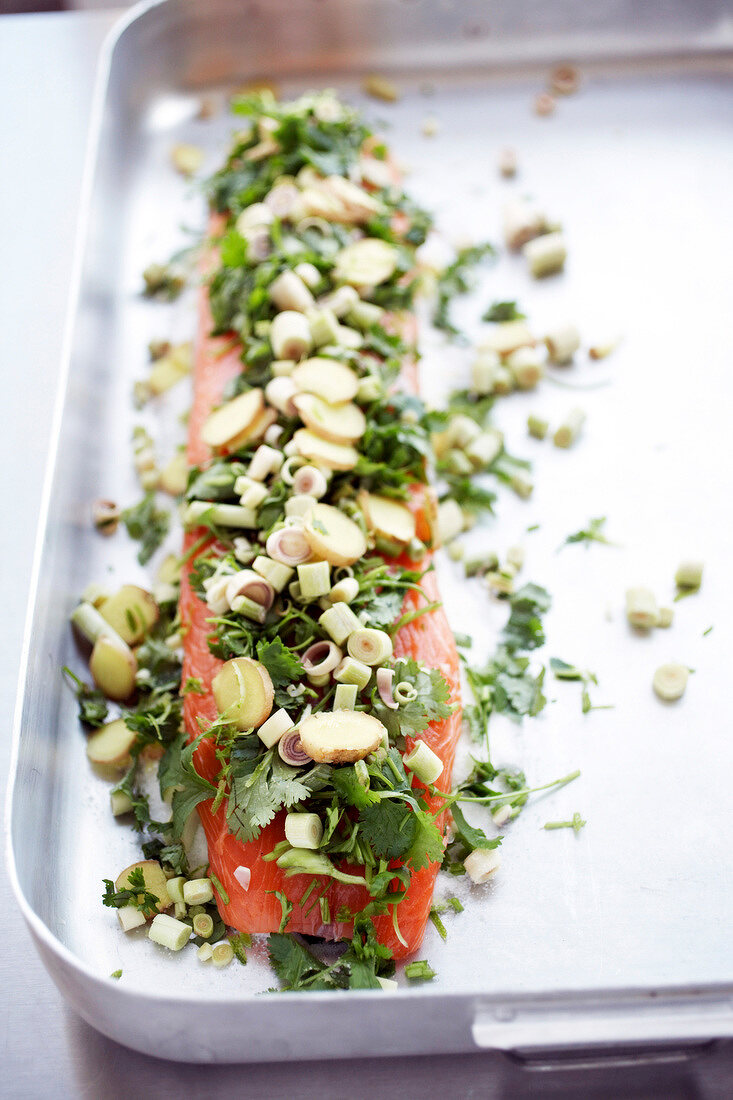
xmin=6 ymin=0 xmax=733 ymax=1061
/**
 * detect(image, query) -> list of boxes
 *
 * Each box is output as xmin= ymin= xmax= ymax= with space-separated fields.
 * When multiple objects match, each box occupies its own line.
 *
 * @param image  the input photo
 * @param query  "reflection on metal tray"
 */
xmin=7 ymin=0 xmax=733 ymax=1063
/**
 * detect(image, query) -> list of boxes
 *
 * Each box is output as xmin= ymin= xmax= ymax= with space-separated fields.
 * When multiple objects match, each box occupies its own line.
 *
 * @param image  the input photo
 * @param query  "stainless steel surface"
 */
xmin=6 ymin=0 xmax=733 ymax=1070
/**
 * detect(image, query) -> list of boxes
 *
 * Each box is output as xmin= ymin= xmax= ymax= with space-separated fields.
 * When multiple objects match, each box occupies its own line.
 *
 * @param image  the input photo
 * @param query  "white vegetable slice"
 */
xmin=298 ymin=710 xmax=386 ymax=763
xmin=201 ymin=389 xmax=264 ymax=452
xmin=292 ymin=429 xmax=359 ymax=471
xmin=464 ymin=848 xmax=501 ymax=884
xmin=212 ymin=657 xmax=274 ymax=730
xmin=303 ymin=503 xmax=367 ymax=566
xmin=359 ymin=491 xmax=416 ymax=545
xmin=292 ymin=393 xmax=366 ymax=444
xmin=334 ymin=238 xmax=398 ymax=288
xmin=653 ymin=663 xmax=689 ymax=701
xmin=86 ymin=718 xmax=137 ymax=767
xmin=291 ymin=358 xmax=359 ymax=403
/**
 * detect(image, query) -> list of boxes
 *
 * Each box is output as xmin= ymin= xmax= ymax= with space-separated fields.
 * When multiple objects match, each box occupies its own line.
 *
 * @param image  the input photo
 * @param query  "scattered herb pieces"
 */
xmin=544 ymin=812 xmax=586 ymax=833
xmin=561 ymin=516 xmax=616 ymax=550
xmin=482 ymin=300 xmax=526 ymax=322
xmin=550 ymin=657 xmax=613 ymax=714
xmin=62 ymin=667 xmax=108 ymax=727
xmin=434 ymin=242 xmax=497 ymax=337
xmin=110 ymin=970 xmax=122 ymax=980
xmin=102 ymin=868 xmax=160 ymax=917
xmin=121 ymin=493 xmax=170 ymax=564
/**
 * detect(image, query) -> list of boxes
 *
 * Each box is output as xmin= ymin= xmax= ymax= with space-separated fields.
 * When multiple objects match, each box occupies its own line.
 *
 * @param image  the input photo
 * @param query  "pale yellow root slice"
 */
xmin=201 ymin=388 xmax=264 ymax=451
xmin=90 ymin=636 xmax=138 ymax=701
xmin=303 ymin=503 xmax=367 ymax=566
xmin=159 ymin=451 xmax=189 ymax=496
xmin=115 ymin=861 xmax=171 ymax=914
xmin=87 ymin=718 xmax=137 ymax=767
xmin=292 ymin=429 xmax=359 ymax=471
xmin=292 ymin=393 xmax=366 ymax=444
xmin=98 ymin=585 xmax=159 ymax=645
xmin=228 ymin=406 xmax=278 ymax=452
xmin=358 ymin=491 xmax=416 ymax=545
xmin=298 ymin=710 xmax=386 ymax=763
xmin=291 ymin=358 xmax=359 ymax=403
xmin=212 ymin=657 xmax=274 ymax=730
xmin=333 ymin=238 xmax=398 ymax=288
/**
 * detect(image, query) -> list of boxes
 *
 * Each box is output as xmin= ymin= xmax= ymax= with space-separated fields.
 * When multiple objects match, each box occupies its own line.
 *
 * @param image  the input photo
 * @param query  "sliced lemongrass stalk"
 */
xmin=318 ymin=284 xmax=359 ymax=318
xmin=436 ymin=498 xmax=465 ymax=545
xmin=71 ymin=601 xmax=129 ymax=651
xmin=653 ymin=663 xmax=689 ymax=701
xmin=470 ymin=350 xmax=501 ymax=395
xmin=481 ymin=321 xmax=535 ymax=361
xmin=212 ymin=656 xmax=274 ymax=730
xmin=192 ymin=913 xmax=214 ymax=939
xmin=524 ymin=231 xmax=566 ymax=278
xmin=510 ymin=472 xmax=534 ymax=499
xmin=118 ymin=906 xmax=146 ymax=932
xmin=297 ymin=560 xmax=332 ymax=599
xmin=334 ymin=683 xmax=358 ymax=710
xmin=110 ymin=789 xmax=134 ymax=817
xmin=464 ymin=848 xmax=501 ymax=884
xmin=90 ymin=637 xmax=137 ymax=701
xmin=403 ymin=740 xmax=444 ymax=785
xmin=506 ymin=545 xmax=525 ymax=571
xmin=319 ymin=603 xmax=362 ymax=645
xmin=465 ymin=430 xmax=503 ymax=469
xmin=492 ymin=804 xmax=513 ymax=827
xmin=233 ymin=537 xmax=255 ymax=565
xmin=298 ymin=709 xmax=386 ymax=764
xmin=229 ymin=595 xmax=268 ymax=623
xmin=347 ymin=628 xmax=393 ymax=666
xmin=149 ymin=913 xmax=191 ymax=951
xmin=330 ymin=576 xmax=359 ymax=604
xmin=303 ymin=640 xmax=343 ymax=678
xmin=448 ymin=542 xmax=464 ymax=562
xmin=503 ymin=197 xmax=547 ymax=250
xmin=675 ymin=560 xmax=704 ymax=590
xmin=335 ymin=324 xmax=362 ymax=349
xmin=528 ymin=413 xmax=549 ymax=440
xmin=293 ymin=261 xmax=321 ymax=288
xmin=545 ymin=323 xmax=580 ymax=365
xmin=507 ymin=346 xmax=545 ymax=389
xmin=588 ymin=334 xmax=621 ymax=360
xmin=197 ymin=943 xmax=214 ymax=963
xmin=148 ymin=351 xmax=191 ymax=397
xmin=658 ymin=606 xmax=674 ymax=628
xmin=292 ymin=464 xmax=328 ymax=499
xmin=346 ymin=299 xmax=384 ymax=330
xmin=252 ymin=555 xmax=293 ymax=593
xmin=304 ymin=503 xmax=366 ymax=566
xmin=226 ymin=569 xmax=274 ymax=612
xmin=268 ymin=270 xmax=315 ymax=313
xmin=205 ymin=576 xmax=231 ymax=615
xmin=376 ymin=667 xmax=398 ymax=710
xmin=264 ymin=376 xmax=298 ymax=418
xmin=257 ymin=708 xmax=295 ymax=748
xmin=92 ymin=499 xmax=120 ymax=536
xmin=356 ymin=374 xmax=382 ymax=403
xmin=284 ymin=812 xmax=323 ymax=850
xmin=266 ymin=525 xmax=312 ymax=567
xmin=182 ymin=878 xmax=214 ymax=906
xmin=280 ymin=456 xmax=304 ymax=485
xmin=553 ymin=407 xmax=585 ymax=449
xmin=272 ymin=359 xmax=296 ymax=380
xmin=307 ymin=308 xmax=342 ymax=347
xmin=212 ymin=941 xmax=234 ymax=968
xmin=166 ymin=877 xmax=186 ymax=906
xmin=235 ymin=202 xmax=274 ymax=233
xmin=446 ymin=414 xmax=482 ymax=449
xmin=159 ymin=451 xmax=188 ymax=496
xmin=265 ymin=180 xmax=300 ymax=216
xmin=394 ymin=681 xmax=418 ymax=704
xmin=233 ymin=865 xmax=252 ymax=891
xmin=334 ymin=656 xmax=371 ymax=690
xmin=184 ymin=501 xmax=257 ymax=530
xmin=247 ymin=444 xmax=284 ymax=482
xmin=87 ymin=718 xmax=136 ymax=767
xmin=283 ymin=494 xmax=315 ymax=519
xmin=278 ymin=730 xmax=312 ymax=766
xmin=81 ymin=582 xmax=111 ymax=608
xmin=354 ymin=758 xmax=371 ymax=788
xmin=626 ymin=587 xmax=660 ymax=630
xmin=270 ymin=310 xmax=313 ymax=360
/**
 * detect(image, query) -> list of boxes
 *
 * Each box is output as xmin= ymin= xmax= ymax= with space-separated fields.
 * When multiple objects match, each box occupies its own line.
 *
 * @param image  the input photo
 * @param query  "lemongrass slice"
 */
xmin=270 ymin=310 xmax=313 ymax=360
xmin=298 ymin=710 xmax=386 ymax=764
xmin=149 ymin=913 xmax=191 ymax=951
xmin=266 ymin=525 xmax=312 ymax=566
xmin=292 ymin=464 xmax=328 ymax=498
xmin=284 ymin=812 xmax=323 ymax=850
xmin=257 ymin=708 xmax=296 ymax=748
xmin=347 ymin=628 xmax=393 ymax=666
xmin=303 ymin=503 xmax=367 ymax=566
xmin=403 ymin=739 xmax=443 ymax=785
xmin=464 ymin=848 xmax=501 ymax=884
xmin=291 ymin=358 xmax=359 ymax=403
xmin=212 ymin=657 xmax=274 ymax=730
xmin=201 ymin=388 xmax=264 ymax=452
xmin=334 ymin=238 xmax=398 ymax=287
xmin=626 ymin=587 xmax=659 ymax=630
xmin=225 ymin=570 xmax=275 ymax=611
xmin=98 ymin=585 xmax=159 ymax=645
xmin=292 ymin=429 xmax=359 ymax=471
xmin=359 ymin=491 xmax=416 ymax=546
xmin=302 ymin=640 xmax=342 ymax=677
xmin=278 ymin=730 xmax=312 ymax=766
xmin=376 ymin=667 xmax=398 ymax=710
xmin=653 ymin=663 xmax=689 ymax=702
xmin=87 ymin=718 xmax=137 ymax=767
xmin=90 ymin=636 xmax=137 ymax=701
xmin=292 ymin=393 xmax=366 ymax=444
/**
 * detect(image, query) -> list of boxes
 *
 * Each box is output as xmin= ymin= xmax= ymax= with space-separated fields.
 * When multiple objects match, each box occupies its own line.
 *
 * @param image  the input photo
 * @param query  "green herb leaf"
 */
xmin=121 ymin=493 xmax=170 ymax=565
xmin=482 ymin=300 xmax=525 ymax=322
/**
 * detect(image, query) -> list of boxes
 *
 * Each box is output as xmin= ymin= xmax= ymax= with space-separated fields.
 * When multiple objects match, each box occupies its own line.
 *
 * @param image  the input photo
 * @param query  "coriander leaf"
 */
xmin=379 ymin=658 xmax=453 ymax=741
xmin=482 ymin=300 xmax=526 ymax=322
xmin=158 ymin=731 xmax=216 ymax=841
xmin=268 ymin=890 xmax=294 ymax=933
xmin=102 ymin=868 xmax=160 ymax=917
xmin=561 ymin=516 xmax=616 ymax=550
xmin=359 ymin=799 xmax=417 ymax=861
xmin=502 ymin=583 xmax=551 ymax=651
xmin=331 ymin=766 xmax=379 ymax=810
xmin=434 ymin=242 xmax=497 ymax=338
xmin=450 ymin=805 xmax=502 ymax=852
xmin=256 ymin=638 xmax=305 ymax=706
xmin=549 ymin=657 xmax=583 ymax=680
xmin=267 ymin=933 xmax=325 ymax=989
xmin=121 ymin=493 xmax=170 ymax=565
xmin=405 ymin=808 xmax=445 ymax=871
xmin=62 ymin=667 xmax=108 ymax=728
xmin=227 ymin=750 xmax=279 ymax=843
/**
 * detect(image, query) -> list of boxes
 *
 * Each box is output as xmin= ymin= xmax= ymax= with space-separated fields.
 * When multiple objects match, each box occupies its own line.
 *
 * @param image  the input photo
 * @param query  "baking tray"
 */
xmin=7 ymin=0 xmax=733 ymax=1065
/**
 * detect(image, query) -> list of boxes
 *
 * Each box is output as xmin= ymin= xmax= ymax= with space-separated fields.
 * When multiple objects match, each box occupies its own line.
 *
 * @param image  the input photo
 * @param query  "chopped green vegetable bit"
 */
xmin=434 ymin=243 xmax=497 ymax=337
xmin=110 ymin=969 xmax=122 ymax=980
xmin=544 ymin=812 xmax=586 ymax=834
xmin=404 ymin=960 xmax=436 ymax=982
xmin=561 ymin=516 xmax=615 ymax=550
xmin=550 ymin=657 xmax=613 ymax=714
xmin=121 ymin=493 xmax=170 ymax=564
xmin=267 ymin=915 xmax=395 ymax=991
xmin=62 ymin=667 xmax=108 ymax=727
xmin=448 ymin=897 xmax=464 ymax=913
xmin=229 ymin=932 xmax=250 ymax=965
xmin=482 ymin=300 xmax=526 ymax=323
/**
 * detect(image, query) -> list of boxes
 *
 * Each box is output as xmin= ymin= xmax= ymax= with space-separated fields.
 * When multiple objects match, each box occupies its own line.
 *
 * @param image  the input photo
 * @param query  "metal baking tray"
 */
xmin=7 ymin=0 xmax=733 ymax=1065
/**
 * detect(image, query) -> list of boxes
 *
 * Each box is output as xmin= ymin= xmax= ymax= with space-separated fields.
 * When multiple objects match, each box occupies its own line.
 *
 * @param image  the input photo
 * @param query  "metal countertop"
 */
xmin=2 ymin=10 xmax=732 ymax=1097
